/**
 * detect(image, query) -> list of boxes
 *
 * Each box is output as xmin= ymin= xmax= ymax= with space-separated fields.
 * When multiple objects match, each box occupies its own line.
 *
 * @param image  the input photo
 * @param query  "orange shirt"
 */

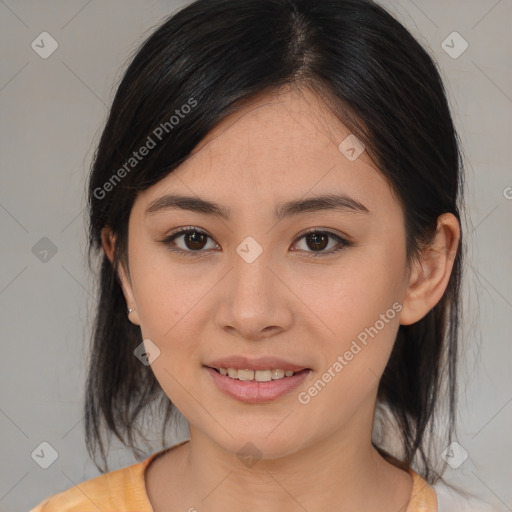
xmin=30 ymin=441 xmax=437 ymax=511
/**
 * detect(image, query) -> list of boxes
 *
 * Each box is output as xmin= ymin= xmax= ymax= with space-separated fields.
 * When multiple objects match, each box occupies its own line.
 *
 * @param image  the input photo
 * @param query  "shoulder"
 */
xmin=407 ymin=470 xmax=437 ymax=510
xmin=434 ymin=481 xmax=506 ymax=512
xmin=29 ymin=455 xmax=154 ymax=512
xmin=407 ymin=472 xmax=505 ymax=512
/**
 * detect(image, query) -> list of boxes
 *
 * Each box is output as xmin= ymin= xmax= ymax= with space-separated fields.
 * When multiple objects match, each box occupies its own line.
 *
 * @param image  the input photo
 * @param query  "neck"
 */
xmin=164 ymin=412 xmax=412 ymax=512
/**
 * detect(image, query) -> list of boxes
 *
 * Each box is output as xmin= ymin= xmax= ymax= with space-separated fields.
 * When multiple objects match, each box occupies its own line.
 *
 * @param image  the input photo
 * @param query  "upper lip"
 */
xmin=204 ymin=356 xmax=309 ymax=372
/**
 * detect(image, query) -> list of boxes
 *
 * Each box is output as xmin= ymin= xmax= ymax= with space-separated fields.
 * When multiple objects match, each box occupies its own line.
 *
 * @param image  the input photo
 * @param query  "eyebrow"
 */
xmin=144 ymin=193 xmax=370 ymax=220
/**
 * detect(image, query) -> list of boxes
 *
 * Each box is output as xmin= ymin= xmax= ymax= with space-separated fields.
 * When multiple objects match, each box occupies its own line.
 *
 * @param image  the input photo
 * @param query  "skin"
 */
xmin=102 ymin=84 xmax=460 ymax=512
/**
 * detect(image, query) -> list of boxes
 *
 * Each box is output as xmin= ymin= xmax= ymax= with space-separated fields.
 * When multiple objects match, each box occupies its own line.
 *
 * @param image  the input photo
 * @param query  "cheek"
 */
xmin=299 ymin=284 xmax=402 ymax=423
xmin=306 ymin=247 xmax=405 ymax=332
xmin=312 ymin=245 xmax=407 ymax=382
xmin=128 ymin=238 xmax=203 ymax=347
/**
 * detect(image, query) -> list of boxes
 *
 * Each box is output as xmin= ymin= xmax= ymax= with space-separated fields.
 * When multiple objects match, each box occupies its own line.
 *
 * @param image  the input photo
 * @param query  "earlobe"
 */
xmin=117 ymin=265 xmax=141 ymax=326
xmin=100 ymin=227 xmax=141 ymax=326
xmin=399 ymin=213 xmax=460 ymax=326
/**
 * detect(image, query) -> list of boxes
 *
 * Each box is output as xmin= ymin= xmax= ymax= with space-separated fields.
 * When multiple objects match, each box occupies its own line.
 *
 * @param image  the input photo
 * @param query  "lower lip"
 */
xmin=204 ymin=366 xmax=311 ymax=404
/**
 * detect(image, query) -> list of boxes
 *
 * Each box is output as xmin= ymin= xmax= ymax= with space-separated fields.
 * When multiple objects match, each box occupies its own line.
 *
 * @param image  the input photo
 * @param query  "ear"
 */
xmin=399 ymin=213 xmax=460 ymax=325
xmin=101 ymin=226 xmax=141 ymax=326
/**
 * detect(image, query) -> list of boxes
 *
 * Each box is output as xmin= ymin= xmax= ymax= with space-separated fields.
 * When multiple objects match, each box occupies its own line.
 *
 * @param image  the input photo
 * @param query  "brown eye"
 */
xmin=305 ymin=232 xmax=329 ymax=251
xmin=162 ymin=227 xmax=351 ymax=258
xmin=162 ymin=227 xmax=218 ymax=255
xmin=292 ymin=229 xmax=351 ymax=258
xmin=182 ymin=230 xmax=208 ymax=250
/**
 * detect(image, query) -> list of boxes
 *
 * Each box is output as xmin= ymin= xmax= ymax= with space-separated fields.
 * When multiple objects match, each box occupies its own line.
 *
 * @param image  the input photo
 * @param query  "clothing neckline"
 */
xmin=135 ymin=441 xmax=437 ymax=511
xmin=136 ymin=439 xmax=190 ymax=512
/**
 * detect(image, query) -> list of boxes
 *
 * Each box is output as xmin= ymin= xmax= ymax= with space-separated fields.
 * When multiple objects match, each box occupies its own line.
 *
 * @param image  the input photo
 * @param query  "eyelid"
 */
xmin=298 ymin=226 xmax=352 ymax=243
xmin=161 ymin=226 xmax=218 ymax=256
xmin=292 ymin=227 xmax=353 ymax=258
xmin=160 ymin=226 xmax=352 ymax=257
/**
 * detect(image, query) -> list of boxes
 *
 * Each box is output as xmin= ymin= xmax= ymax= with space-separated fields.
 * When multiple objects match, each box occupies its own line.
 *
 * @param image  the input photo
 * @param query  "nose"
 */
xmin=215 ymin=247 xmax=293 ymax=341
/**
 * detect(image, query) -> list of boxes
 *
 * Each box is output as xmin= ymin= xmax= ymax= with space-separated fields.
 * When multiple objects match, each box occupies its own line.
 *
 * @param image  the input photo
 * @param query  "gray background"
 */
xmin=0 ymin=1 xmax=511 ymax=510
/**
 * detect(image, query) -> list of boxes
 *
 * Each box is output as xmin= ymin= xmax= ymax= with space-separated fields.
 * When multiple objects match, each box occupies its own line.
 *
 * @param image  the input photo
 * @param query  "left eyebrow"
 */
xmin=144 ymin=193 xmax=370 ymax=220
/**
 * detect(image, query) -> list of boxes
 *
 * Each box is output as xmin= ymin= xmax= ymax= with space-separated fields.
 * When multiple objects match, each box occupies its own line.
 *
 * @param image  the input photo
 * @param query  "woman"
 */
xmin=31 ymin=0 xmax=487 ymax=510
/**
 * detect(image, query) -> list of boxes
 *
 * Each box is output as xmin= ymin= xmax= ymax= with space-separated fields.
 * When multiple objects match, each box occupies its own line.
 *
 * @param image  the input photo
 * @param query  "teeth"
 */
xmin=216 ymin=368 xmax=299 ymax=381
xmin=238 ymin=369 xmax=256 ymax=381
xmin=272 ymin=369 xmax=285 ymax=379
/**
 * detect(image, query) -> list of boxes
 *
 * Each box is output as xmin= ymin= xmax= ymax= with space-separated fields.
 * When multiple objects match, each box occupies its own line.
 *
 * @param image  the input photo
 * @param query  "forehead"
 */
xmin=189 ymin=86 xmax=366 ymax=167
xmin=135 ymin=86 xmax=394 ymax=213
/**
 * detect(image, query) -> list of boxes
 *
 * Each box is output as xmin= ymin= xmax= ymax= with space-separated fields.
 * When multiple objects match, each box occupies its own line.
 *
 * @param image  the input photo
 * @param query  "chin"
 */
xmin=210 ymin=428 xmax=305 ymax=463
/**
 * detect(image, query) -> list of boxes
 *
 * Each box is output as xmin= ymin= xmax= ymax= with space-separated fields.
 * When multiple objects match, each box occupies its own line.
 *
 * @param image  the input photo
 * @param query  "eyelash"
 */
xmin=160 ymin=226 xmax=353 ymax=258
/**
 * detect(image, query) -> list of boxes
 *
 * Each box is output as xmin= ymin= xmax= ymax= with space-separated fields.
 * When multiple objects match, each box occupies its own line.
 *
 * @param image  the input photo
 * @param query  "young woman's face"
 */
xmin=121 ymin=86 xmax=413 ymax=458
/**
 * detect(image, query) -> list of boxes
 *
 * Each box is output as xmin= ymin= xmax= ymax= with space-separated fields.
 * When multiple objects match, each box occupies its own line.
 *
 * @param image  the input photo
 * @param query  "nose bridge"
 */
xmin=217 ymin=235 xmax=291 ymax=338
xmin=231 ymin=237 xmax=275 ymax=307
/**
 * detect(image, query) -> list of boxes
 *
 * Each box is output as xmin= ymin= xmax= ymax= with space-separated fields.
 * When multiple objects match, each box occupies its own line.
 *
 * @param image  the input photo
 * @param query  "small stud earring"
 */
xmin=127 ymin=307 xmax=134 ymax=315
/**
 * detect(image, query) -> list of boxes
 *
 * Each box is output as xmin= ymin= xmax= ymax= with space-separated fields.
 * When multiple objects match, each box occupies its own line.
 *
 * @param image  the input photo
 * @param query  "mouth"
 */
xmin=206 ymin=366 xmax=309 ymax=381
xmin=203 ymin=365 xmax=312 ymax=403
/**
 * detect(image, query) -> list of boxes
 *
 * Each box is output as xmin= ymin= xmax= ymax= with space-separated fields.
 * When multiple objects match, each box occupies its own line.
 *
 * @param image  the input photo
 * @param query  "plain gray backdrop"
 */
xmin=0 ymin=1 xmax=511 ymax=511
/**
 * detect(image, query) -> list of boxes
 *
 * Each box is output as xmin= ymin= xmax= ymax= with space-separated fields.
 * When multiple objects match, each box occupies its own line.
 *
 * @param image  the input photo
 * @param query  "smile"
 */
xmin=213 ymin=367 xmax=297 ymax=381
xmin=204 ymin=366 xmax=311 ymax=403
